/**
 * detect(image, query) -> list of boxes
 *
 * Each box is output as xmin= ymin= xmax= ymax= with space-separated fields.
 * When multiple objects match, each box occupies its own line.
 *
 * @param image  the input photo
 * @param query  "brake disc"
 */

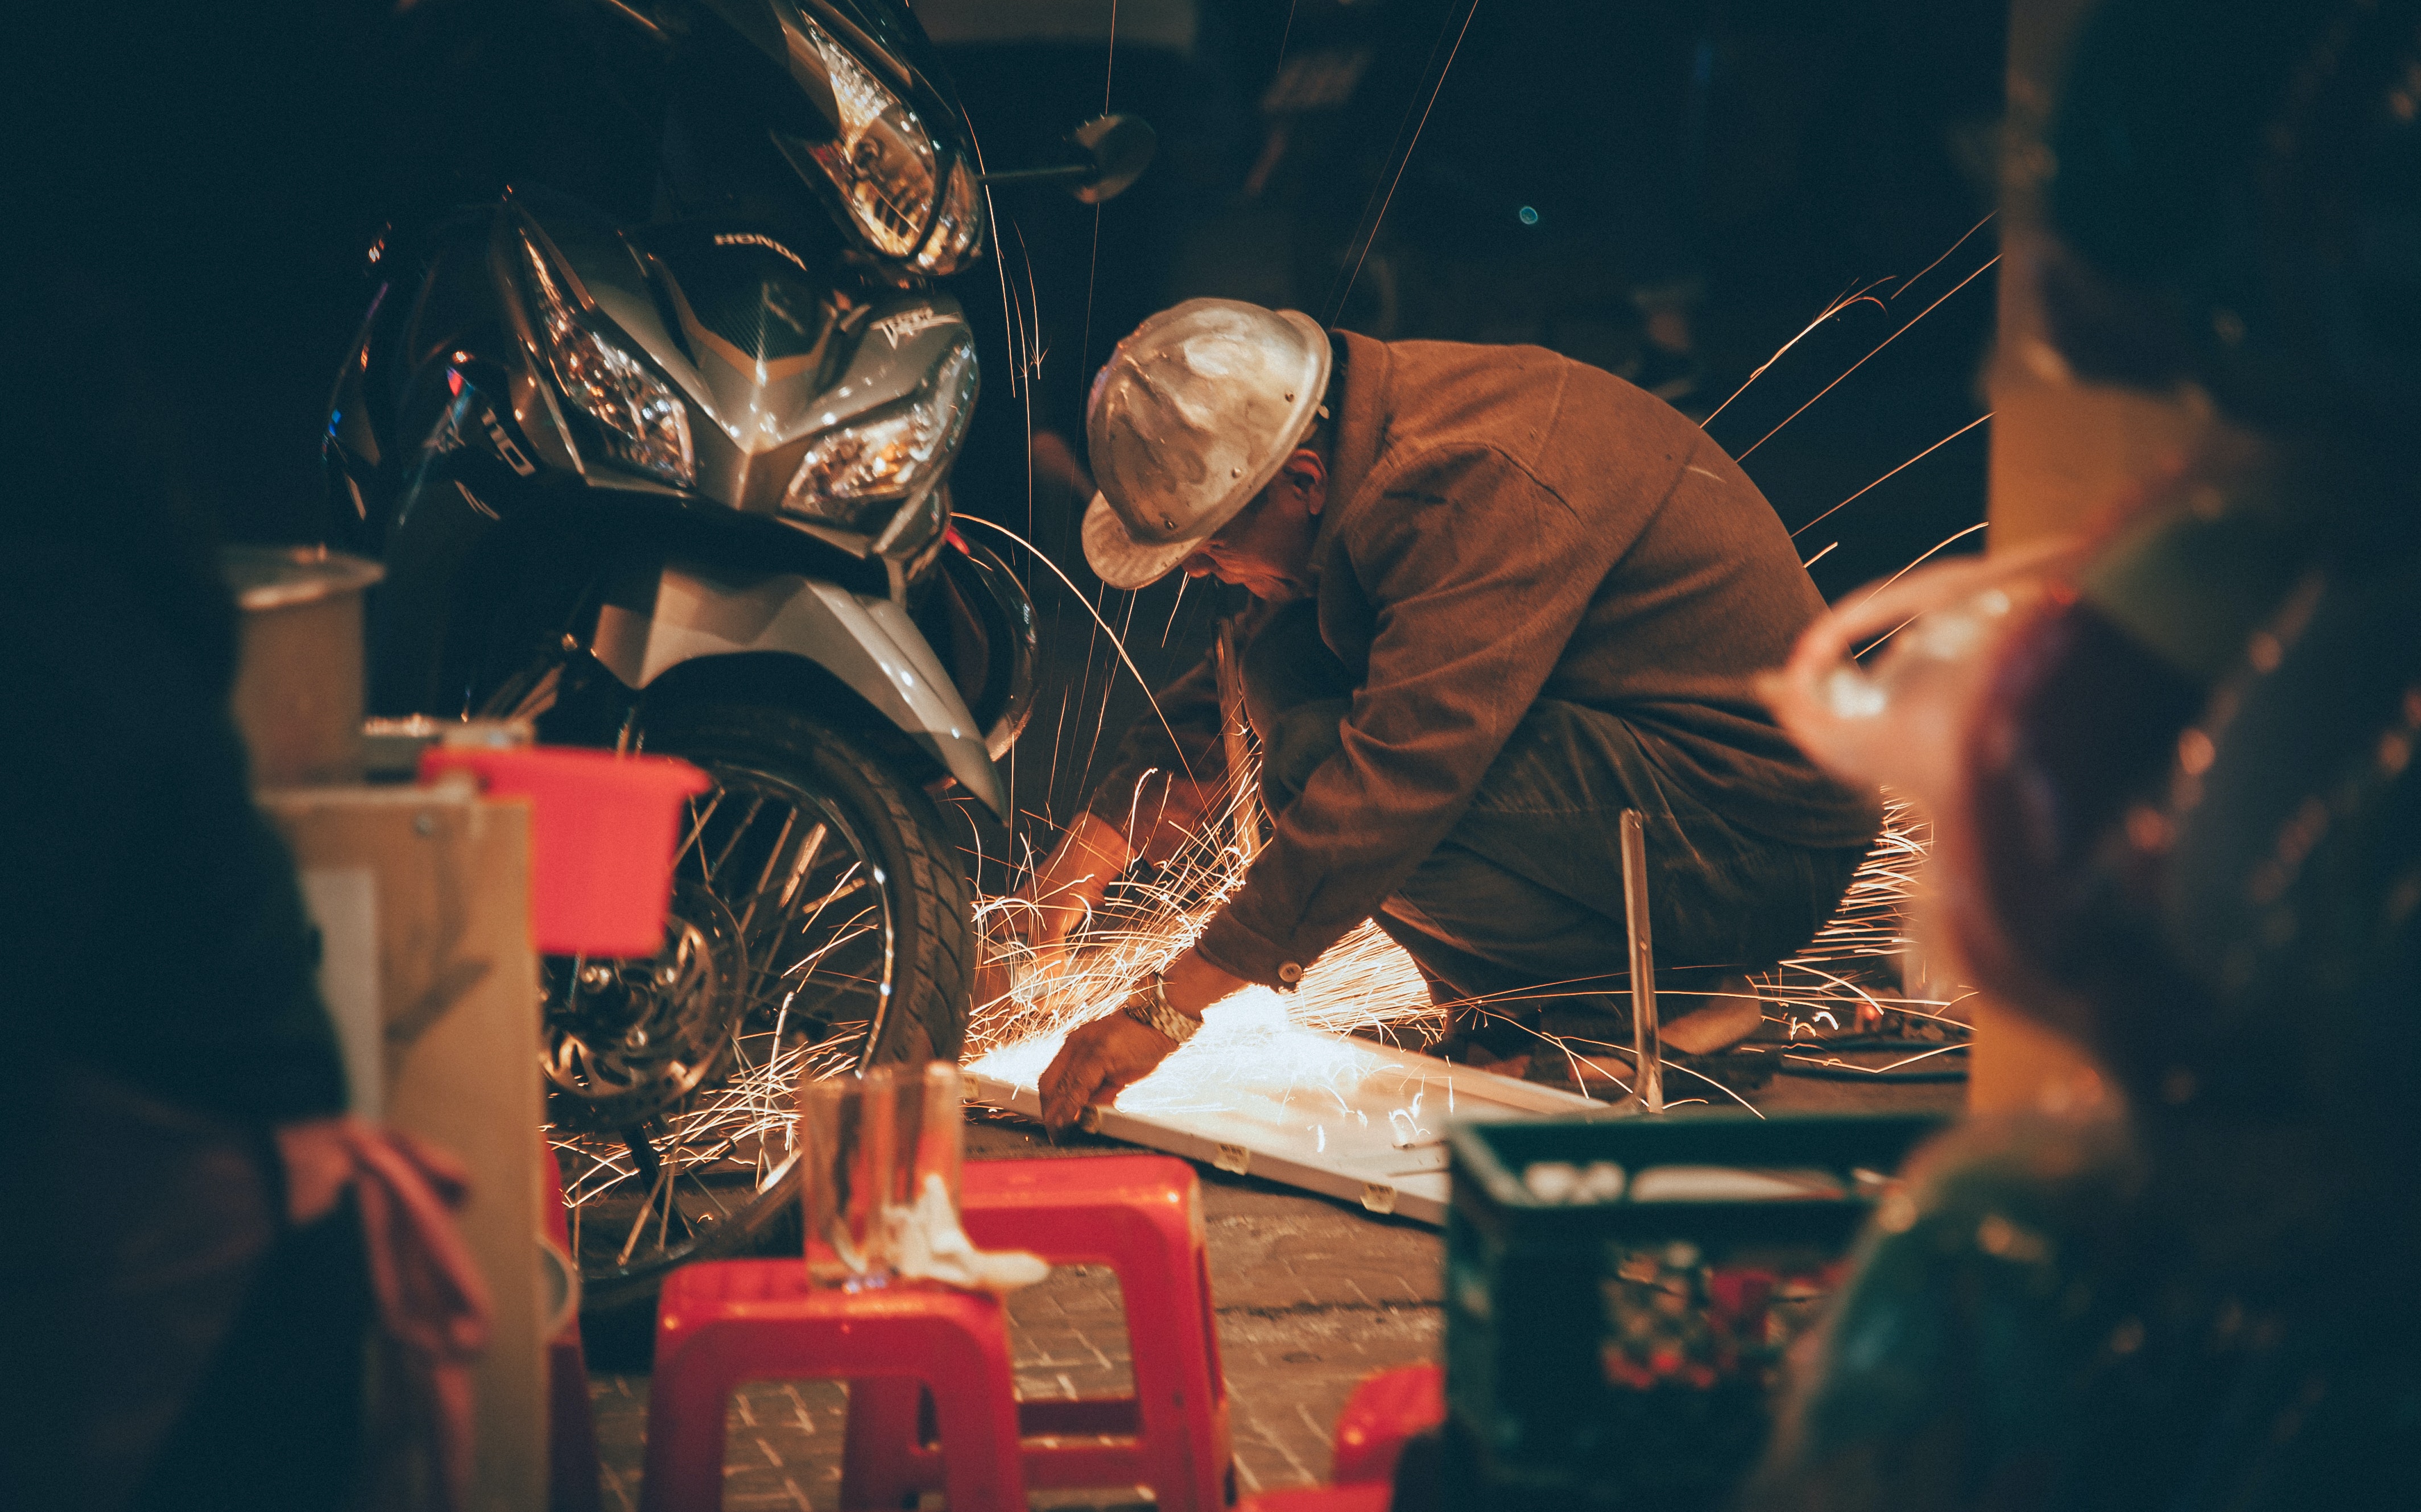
xmin=541 ymin=881 xmax=749 ymax=1131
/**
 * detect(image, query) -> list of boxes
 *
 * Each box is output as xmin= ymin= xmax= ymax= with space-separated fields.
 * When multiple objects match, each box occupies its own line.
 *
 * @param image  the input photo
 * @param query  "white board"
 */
xmin=965 ymin=992 xmax=1605 ymax=1225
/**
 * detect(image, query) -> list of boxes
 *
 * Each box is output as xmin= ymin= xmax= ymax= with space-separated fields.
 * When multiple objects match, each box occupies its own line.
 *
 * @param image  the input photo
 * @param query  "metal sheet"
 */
xmin=965 ymin=1002 xmax=1606 ymax=1225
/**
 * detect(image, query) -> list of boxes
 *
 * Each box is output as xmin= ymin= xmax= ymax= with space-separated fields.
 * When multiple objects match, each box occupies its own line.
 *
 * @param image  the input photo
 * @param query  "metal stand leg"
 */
xmin=1619 ymin=810 xmax=1664 ymax=1114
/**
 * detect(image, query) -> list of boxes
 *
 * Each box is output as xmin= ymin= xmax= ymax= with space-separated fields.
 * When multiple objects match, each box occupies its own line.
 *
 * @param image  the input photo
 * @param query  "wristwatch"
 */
xmin=1123 ymin=970 xmax=1200 ymax=1046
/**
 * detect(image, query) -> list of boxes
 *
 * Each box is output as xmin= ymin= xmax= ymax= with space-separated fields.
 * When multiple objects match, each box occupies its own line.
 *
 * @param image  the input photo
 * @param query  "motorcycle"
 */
xmin=322 ymin=0 xmax=1147 ymax=1309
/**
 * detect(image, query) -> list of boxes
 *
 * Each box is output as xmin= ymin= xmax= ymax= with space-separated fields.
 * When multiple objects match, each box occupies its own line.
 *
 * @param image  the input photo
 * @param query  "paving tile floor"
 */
xmin=588 ymin=1075 xmax=1960 ymax=1510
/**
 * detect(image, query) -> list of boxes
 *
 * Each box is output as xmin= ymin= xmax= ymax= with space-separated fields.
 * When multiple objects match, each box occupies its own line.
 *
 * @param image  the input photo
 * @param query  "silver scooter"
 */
xmin=322 ymin=0 xmax=1147 ymax=1307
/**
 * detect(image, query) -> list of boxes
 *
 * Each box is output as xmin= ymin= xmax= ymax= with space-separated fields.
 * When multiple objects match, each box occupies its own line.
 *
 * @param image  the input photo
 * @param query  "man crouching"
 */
xmin=1029 ymin=299 xmax=1878 ymax=1129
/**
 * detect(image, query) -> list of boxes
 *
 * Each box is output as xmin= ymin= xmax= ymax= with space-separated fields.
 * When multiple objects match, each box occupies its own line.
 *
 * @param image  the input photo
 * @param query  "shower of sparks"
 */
xmin=1758 ymin=795 xmax=1967 ymax=1036
xmin=960 ymin=721 xmax=1958 ymax=1116
xmin=551 ymin=1021 xmax=847 ymax=1209
xmin=965 ymin=753 xmax=1436 ymax=1079
xmin=548 ymin=655 xmax=1965 ymax=1225
xmin=547 ymin=771 xmax=1957 ymax=1215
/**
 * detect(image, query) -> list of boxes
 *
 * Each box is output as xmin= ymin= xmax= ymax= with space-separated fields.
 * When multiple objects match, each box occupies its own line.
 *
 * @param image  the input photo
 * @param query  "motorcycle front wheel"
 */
xmin=546 ymin=705 xmax=972 ymax=1313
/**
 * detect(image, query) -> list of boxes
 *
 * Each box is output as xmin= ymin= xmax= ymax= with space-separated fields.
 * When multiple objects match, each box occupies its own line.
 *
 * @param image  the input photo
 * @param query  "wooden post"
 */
xmin=1965 ymin=0 xmax=2184 ymax=1113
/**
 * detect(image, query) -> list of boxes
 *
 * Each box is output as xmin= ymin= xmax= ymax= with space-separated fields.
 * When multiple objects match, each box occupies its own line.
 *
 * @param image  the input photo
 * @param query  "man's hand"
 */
xmin=1039 ymin=1005 xmax=1180 ymax=1130
xmin=1035 ymin=945 xmax=1247 ymax=1130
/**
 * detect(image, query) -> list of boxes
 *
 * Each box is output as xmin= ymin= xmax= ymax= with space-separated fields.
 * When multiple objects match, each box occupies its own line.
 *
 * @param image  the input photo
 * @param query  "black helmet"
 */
xmin=2040 ymin=0 xmax=2421 ymax=439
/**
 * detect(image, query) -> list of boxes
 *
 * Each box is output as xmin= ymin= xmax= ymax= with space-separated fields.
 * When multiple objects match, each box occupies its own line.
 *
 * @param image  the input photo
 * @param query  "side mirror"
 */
xmin=1064 ymin=114 xmax=1156 ymax=204
xmin=977 ymin=114 xmax=1158 ymax=204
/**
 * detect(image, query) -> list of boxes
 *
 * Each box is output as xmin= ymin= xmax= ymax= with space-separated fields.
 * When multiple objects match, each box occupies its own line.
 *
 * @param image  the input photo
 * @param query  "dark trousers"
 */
xmin=3 ymin=1060 xmax=370 ymax=1512
xmin=1243 ymin=603 xmax=1865 ymax=1030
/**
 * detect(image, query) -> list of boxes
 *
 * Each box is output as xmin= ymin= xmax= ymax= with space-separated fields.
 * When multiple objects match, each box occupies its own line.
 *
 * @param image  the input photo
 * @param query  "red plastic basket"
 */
xmin=419 ymin=745 xmax=711 ymax=956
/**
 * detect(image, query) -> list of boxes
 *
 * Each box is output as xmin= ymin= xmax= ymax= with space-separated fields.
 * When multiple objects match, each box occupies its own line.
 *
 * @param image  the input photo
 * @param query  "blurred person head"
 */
xmin=1981 ymin=0 xmax=2421 ymax=1133
xmin=1771 ymin=0 xmax=2421 ymax=1146
xmin=2035 ymin=0 xmax=2421 ymax=477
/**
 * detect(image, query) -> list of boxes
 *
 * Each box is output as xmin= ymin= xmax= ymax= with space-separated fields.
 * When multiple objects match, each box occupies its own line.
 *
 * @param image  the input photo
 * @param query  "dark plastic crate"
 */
xmin=1443 ymin=1110 xmax=1948 ymax=1509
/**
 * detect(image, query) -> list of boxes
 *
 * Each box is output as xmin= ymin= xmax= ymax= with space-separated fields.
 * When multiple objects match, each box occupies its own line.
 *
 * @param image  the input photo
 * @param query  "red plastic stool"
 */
xmin=641 ymin=1261 xmax=1027 ymax=1512
xmin=1227 ymin=1367 xmax=1437 ymax=1512
xmin=840 ymin=1155 xmax=1234 ymax=1509
xmin=1330 ymin=1365 xmax=1443 ymax=1486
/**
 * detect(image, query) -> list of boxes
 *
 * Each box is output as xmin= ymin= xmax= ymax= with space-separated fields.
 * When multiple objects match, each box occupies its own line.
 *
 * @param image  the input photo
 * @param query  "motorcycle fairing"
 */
xmin=502 ymin=191 xmax=974 ymax=531
xmin=594 ymin=559 xmax=1007 ymax=817
xmin=925 ymin=531 xmax=1038 ymax=761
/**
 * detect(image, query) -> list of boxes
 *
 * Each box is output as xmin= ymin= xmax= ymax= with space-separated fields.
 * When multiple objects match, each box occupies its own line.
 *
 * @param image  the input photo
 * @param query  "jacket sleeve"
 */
xmin=1195 ymin=444 xmax=1664 ymax=985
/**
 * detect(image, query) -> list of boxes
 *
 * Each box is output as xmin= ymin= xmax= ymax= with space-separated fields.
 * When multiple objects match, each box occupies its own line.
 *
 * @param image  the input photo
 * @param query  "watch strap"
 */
xmin=1124 ymin=971 xmax=1200 ymax=1045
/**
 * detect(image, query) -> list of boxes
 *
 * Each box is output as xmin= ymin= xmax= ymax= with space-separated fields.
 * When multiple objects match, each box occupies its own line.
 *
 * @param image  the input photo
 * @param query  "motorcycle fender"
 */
xmin=594 ymin=562 xmax=1007 ymax=819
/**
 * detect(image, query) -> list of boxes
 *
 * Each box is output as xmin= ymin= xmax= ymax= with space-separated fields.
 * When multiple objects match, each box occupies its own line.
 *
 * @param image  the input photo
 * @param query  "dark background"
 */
xmin=937 ymin=0 xmax=2006 ymax=834
xmin=7 ymin=0 xmax=2003 ymax=846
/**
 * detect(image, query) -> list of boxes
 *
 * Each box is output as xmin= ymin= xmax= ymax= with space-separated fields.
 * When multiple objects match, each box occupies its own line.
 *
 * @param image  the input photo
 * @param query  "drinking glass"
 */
xmin=800 ymin=1066 xmax=897 ymax=1287
xmin=902 ymin=1060 xmax=965 ymax=1214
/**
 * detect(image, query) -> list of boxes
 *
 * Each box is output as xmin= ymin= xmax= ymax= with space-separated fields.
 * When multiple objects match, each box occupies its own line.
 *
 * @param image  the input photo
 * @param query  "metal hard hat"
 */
xmin=1081 ymin=298 xmax=1332 ymax=589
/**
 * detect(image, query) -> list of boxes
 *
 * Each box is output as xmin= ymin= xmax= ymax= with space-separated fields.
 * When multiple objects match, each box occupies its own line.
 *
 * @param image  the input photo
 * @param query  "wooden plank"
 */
xmin=968 ymin=1029 xmax=1604 ymax=1225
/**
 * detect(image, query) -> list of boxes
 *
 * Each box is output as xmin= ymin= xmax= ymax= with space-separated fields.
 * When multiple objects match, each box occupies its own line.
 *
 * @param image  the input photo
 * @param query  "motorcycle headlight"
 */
xmin=783 ymin=337 xmax=976 ymax=529
xmin=520 ymin=240 xmax=695 ymax=486
xmin=914 ymin=157 xmax=987 ymax=276
xmin=798 ymin=21 xmax=940 ymax=258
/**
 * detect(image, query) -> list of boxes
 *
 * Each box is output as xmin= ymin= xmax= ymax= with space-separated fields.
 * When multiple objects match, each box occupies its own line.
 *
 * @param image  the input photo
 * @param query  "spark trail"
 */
xmin=1735 ymin=253 xmax=1999 ymax=462
xmin=1697 ymin=283 xmax=1893 ymax=431
xmin=1793 ymin=411 xmax=1993 ymax=540
xmin=1325 ymin=0 xmax=1485 ymax=324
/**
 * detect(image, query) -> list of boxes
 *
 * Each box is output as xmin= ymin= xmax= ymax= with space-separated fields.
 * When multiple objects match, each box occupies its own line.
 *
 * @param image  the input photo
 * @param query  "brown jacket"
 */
xmin=1088 ymin=331 xmax=1878 ymax=989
